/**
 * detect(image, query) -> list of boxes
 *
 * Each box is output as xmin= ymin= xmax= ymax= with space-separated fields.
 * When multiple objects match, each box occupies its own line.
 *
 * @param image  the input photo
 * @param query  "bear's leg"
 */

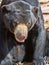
xmin=33 ymin=4 xmax=46 ymax=65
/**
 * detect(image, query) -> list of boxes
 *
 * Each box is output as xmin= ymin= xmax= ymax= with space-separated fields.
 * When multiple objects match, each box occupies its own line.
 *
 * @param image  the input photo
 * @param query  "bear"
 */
xmin=0 ymin=0 xmax=46 ymax=65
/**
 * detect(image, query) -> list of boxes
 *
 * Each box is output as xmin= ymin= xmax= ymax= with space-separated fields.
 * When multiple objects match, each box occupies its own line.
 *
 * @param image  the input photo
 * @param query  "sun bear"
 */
xmin=0 ymin=0 xmax=46 ymax=65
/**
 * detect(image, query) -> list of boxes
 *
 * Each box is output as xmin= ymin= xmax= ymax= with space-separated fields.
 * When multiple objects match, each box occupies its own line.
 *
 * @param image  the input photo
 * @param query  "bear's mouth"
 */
xmin=15 ymin=35 xmax=26 ymax=43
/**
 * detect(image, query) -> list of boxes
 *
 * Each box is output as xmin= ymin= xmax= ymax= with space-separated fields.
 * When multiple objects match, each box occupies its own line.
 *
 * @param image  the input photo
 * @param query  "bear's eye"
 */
xmin=15 ymin=20 xmax=20 ymax=24
xmin=13 ymin=21 xmax=20 ymax=27
xmin=26 ymin=22 xmax=31 ymax=28
xmin=13 ymin=22 xmax=17 ymax=27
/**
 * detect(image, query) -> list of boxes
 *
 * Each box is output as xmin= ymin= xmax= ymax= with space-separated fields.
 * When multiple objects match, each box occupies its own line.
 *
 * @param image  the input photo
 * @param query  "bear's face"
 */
xmin=1 ymin=1 xmax=37 ymax=42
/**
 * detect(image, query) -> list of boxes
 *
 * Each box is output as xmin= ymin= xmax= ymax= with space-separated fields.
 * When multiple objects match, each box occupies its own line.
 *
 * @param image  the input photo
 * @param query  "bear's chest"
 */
xmin=7 ymin=37 xmax=33 ymax=62
xmin=6 ymin=24 xmax=38 ymax=62
xmin=8 ymin=44 xmax=25 ymax=62
xmin=0 ymin=25 xmax=38 ymax=62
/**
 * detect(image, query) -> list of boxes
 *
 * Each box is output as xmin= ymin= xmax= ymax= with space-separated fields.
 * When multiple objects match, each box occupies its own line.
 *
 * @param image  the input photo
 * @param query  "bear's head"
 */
xmin=1 ymin=1 xmax=38 ymax=43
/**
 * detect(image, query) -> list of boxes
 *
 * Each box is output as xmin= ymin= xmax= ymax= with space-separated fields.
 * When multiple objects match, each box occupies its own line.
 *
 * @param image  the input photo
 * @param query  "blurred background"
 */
xmin=39 ymin=0 xmax=49 ymax=31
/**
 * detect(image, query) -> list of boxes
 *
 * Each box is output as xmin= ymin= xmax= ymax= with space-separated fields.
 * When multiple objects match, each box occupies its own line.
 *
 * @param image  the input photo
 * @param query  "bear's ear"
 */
xmin=1 ymin=5 xmax=11 ymax=14
xmin=32 ymin=7 xmax=38 ymax=17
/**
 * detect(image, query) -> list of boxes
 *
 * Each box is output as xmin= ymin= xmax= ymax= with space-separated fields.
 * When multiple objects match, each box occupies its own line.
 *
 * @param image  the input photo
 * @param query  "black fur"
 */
xmin=0 ymin=0 xmax=46 ymax=65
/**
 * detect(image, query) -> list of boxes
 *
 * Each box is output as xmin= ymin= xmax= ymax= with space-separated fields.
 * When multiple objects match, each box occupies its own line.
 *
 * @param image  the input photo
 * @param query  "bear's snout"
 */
xmin=14 ymin=24 xmax=28 ymax=43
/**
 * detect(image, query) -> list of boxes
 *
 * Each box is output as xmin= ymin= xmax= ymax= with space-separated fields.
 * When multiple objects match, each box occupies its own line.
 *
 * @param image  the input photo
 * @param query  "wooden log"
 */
xmin=39 ymin=0 xmax=49 ymax=3
xmin=0 ymin=2 xmax=1 ymax=6
xmin=41 ymin=6 xmax=49 ymax=14
xmin=43 ymin=14 xmax=49 ymax=22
